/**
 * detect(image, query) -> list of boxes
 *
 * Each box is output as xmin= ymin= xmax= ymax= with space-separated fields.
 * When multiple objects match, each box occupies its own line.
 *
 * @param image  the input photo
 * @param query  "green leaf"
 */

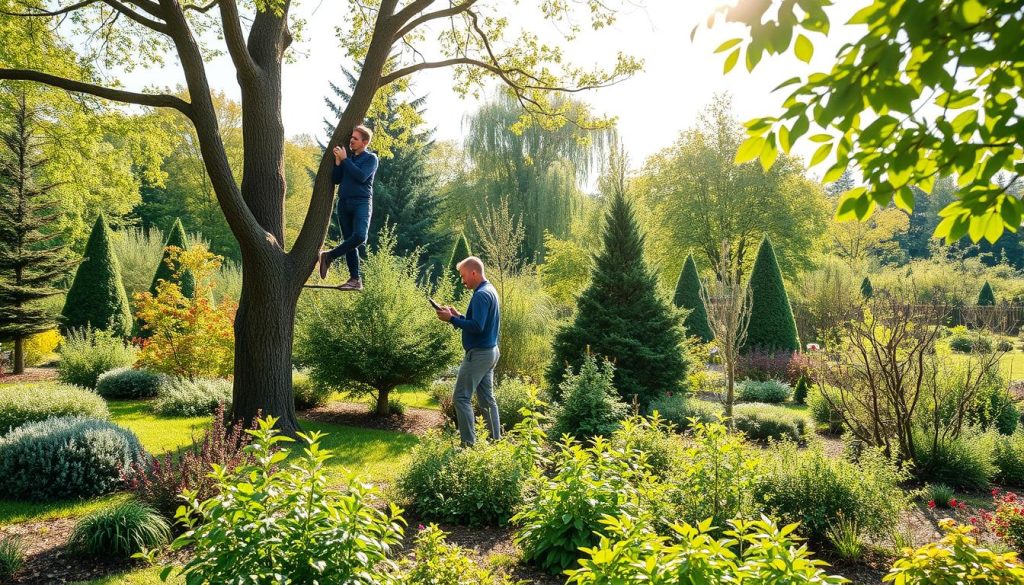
xmin=835 ymin=187 xmax=868 ymax=220
xmin=961 ymin=0 xmax=986 ymax=24
xmin=794 ymin=34 xmax=813 ymax=63
xmin=822 ymin=162 xmax=846 ymax=184
xmin=778 ymin=125 xmax=792 ymax=153
xmin=809 ymin=142 xmax=832 ymax=166
xmin=723 ymin=48 xmax=741 ymax=73
xmin=894 ymin=186 xmax=915 ymax=212
xmin=809 ymin=133 xmax=832 ymax=143
xmin=715 ymin=38 xmax=743 ymax=54
xmin=759 ymin=137 xmax=779 ymax=171
xmin=735 ymin=135 xmax=765 ymax=164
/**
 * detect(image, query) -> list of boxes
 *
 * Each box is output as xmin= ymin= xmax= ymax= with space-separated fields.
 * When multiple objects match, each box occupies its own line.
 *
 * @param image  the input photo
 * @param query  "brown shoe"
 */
xmin=338 ymin=277 xmax=363 ymax=291
xmin=318 ymin=251 xmax=329 ymax=279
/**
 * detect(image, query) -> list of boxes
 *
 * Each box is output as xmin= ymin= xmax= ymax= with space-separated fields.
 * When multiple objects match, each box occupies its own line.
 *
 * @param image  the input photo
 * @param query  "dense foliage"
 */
xmin=61 ymin=214 xmax=133 ymax=337
xmin=744 ymin=237 xmax=800 ymax=353
xmin=95 ymin=367 xmax=165 ymax=399
xmin=0 ymin=382 xmax=109 ymax=433
xmin=57 ymin=326 xmax=137 ymax=389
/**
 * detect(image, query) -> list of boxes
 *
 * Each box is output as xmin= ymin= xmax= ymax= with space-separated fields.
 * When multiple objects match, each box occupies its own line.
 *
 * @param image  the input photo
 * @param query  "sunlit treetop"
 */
xmin=700 ymin=0 xmax=1024 ymax=244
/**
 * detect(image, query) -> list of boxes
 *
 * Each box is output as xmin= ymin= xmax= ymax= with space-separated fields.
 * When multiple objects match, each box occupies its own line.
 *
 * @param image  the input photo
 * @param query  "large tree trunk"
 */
xmin=231 ymin=255 xmax=301 ymax=434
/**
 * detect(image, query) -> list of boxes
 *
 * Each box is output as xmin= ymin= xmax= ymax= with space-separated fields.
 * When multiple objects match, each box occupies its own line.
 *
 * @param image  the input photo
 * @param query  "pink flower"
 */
xmin=417 ymin=524 xmax=425 ymax=530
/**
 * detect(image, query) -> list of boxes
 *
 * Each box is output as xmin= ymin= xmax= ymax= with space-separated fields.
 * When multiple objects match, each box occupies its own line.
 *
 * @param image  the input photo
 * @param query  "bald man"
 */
xmin=435 ymin=256 xmax=501 ymax=446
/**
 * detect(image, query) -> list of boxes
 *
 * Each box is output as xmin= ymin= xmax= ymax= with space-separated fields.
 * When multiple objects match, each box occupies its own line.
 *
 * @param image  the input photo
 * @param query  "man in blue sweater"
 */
xmin=318 ymin=125 xmax=379 ymax=290
xmin=435 ymin=256 xmax=501 ymax=446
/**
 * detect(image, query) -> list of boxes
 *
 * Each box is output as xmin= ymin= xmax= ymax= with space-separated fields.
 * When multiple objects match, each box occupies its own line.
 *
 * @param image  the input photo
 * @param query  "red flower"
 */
xmin=928 ymin=500 xmax=936 ymax=509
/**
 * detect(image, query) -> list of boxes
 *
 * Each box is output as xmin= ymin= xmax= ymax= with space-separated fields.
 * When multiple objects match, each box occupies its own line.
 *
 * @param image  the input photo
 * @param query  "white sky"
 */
xmin=122 ymin=0 xmax=863 ymax=176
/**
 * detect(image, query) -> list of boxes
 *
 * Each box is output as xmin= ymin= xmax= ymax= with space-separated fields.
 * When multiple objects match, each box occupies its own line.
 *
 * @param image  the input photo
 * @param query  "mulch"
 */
xmin=0 ymin=367 xmax=58 ymax=385
xmin=0 ymin=518 xmax=142 ymax=584
xmin=301 ymin=402 xmax=447 ymax=436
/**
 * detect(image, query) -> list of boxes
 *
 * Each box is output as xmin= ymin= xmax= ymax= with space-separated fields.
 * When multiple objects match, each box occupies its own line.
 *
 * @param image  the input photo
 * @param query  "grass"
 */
xmin=106 ymin=400 xmax=210 ymax=455
xmin=328 ymin=383 xmax=439 ymax=411
xmin=299 ymin=420 xmax=419 ymax=485
xmin=71 ymin=566 xmax=184 ymax=584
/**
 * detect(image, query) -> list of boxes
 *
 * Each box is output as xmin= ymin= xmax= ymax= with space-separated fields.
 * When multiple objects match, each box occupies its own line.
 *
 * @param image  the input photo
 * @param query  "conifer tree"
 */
xmin=673 ymin=253 xmax=713 ymax=342
xmin=978 ymin=280 xmax=995 ymax=306
xmin=861 ymin=276 xmax=873 ymax=299
xmin=546 ymin=160 xmax=687 ymax=408
xmin=150 ymin=218 xmax=195 ymax=298
xmin=743 ymin=236 xmax=800 ymax=353
xmin=61 ymin=214 xmax=133 ymax=337
xmin=0 ymin=95 xmax=70 ymax=373
xmin=447 ymin=232 xmax=472 ymax=281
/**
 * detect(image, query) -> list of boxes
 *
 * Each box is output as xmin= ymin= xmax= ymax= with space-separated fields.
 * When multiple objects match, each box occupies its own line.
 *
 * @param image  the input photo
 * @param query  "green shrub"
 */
xmin=743 ymin=237 xmax=800 ymax=353
xmin=825 ymin=512 xmax=864 ymax=562
xmin=794 ymin=376 xmax=810 ymax=404
xmin=926 ymin=483 xmax=956 ymax=508
xmin=737 ymin=379 xmax=792 ymax=403
xmin=732 ymin=402 xmax=808 ymax=442
xmin=0 ymin=536 xmax=25 ymax=582
xmin=512 ymin=436 xmax=655 ymax=574
xmin=165 ymin=417 xmax=404 ymax=585
xmin=292 ymin=370 xmax=332 ymax=410
xmin=566 ymin=515 xmax=847 ymax=584
xmin=397 ymin=427 xmax=530 ymax=527
xmin=947 ymin=326 xmax=994 ymax=354
xmin=753 ymin=442 xmax=911 ymax=544
xmin=648 ymin=392 xmax=687 ymax=427
xmin=494 ymin=376 xmax=538 ymax=430
xmin=913 ymin=426 xmax=997 ymax=490
xmin=95 ymin=367 xmax=165 ymax=399
xmin=430 ymin=379 xmax=456 ymax=425
xmin=0 ymin=382 xmax=109 ymax=434
xmin=971 ymin=385 xmax=1019 ymax=436
xmin=69 ymin=500 xmax=170 ymax=557
xmin=401 ymin=525 xmax=512 ymax=585
xmin=674 ymin=253 xmax=713 ymax=343
xmin=57 ymin=326 xmax=137 ymax=388
xmin=610 ymin=413 xmax=680 ymax=478
xmin=809 ymin=385 xmax=844 ymax=434
xmin=0 ymin=416 xmax=145 ymax=501
xmin=666 ymin=421 xmax=761 ymax=527
xmin=979 ymin=281 xmax=996 ymax=306
xmin=153 ymin=377 xmax=232 ymax=416
xmin=995 ymin=430 xmax=1024 ymax=486
xmin=550 ymin=354 xmax=628 ymax=441
xmin=60 ymin=213 xmax=133 ymax=337
xmin=884 ymin=519 xmax=1024 ymax=583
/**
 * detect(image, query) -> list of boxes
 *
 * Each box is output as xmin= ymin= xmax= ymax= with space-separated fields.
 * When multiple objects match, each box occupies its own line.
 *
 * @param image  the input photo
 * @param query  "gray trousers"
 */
xmin=453 ymin=347 xmax=501 ymax=446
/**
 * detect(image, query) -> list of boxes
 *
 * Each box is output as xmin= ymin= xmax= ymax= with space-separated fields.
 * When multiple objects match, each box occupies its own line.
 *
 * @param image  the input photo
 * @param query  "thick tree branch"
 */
xmin=102 ymin=0 xmax=169 ymax=32
xmin=392 ymin=0 xmax=433 ymax=25
xmin=0 ymin=68 xmax=191 ymax=115
xmin=2 ymin=0 xmax=99 ymax=18
xmin=393 ymin=0 xmax=480 ymax=40
xmin=4 ymin=0 xmax=167 ymax=31
xmin=184 ymin=0 xmax=219 ymax=12
xmin=219 ymin=0 xmax=258 ymax=77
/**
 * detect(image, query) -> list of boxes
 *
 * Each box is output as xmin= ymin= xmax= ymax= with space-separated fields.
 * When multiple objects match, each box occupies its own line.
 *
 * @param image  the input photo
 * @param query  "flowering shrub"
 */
xmin=885 ymin=519 xmax=1024 ymax=583
xmin=134 ymin=246 xmax=235 ymax=380
xmin=973 ymin=490 xmax=1024 ymax=552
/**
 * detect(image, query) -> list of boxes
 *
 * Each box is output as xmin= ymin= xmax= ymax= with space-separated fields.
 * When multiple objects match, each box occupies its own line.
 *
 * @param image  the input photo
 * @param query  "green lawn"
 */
xmin=72 ymin=567 xmax=184 ymax=584
xmin=1 ymin=397 xmax=420 ymax=527
xmin=328 ymin=383 xmax=439 ymax=410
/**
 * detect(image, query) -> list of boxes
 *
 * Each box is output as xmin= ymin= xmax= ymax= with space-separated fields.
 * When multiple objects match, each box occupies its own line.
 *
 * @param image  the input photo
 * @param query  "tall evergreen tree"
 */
xmin=61 ymin=213 xmax=133 ymax=337
xmin=978 ymin=280 xmax=996 ymax=306
xmin=546 ymin=174 xmax=687 ymax=409
xmin=861 ymin=276 xmax=874 ymax=299
xmin=323 ymin=66 xmax=447 ymax=270
xmin=0 ymin=95 xmax=69 ymax=373
xmin=673 ymin=253 xmax=713 ymax=342
xmin=743 ymin=236 xmax=800 ymax=353
xmin=150 ymin=217 xmax=195 ymax=298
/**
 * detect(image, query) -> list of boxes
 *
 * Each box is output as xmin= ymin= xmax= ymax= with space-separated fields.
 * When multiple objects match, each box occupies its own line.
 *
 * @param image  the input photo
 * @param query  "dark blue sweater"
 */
xmin=332 ymin=149 xmax=379 ymax=200
xmin=451 ymin=280 xmax=500 ymax=351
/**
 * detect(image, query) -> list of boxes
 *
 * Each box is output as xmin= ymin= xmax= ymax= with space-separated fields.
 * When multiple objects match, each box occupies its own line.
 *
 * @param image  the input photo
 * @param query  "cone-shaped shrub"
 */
xmin=673 ymin=253 xmax=713 ymax=342
xmin=743 ymin=236 xmax=799 ymax=353
xmin=149 ymin=218 xmax=195 ymax=299
xmin=978 ymin=280 xmax=995 ymax=306
xmin=546 ymin=190 xmax=687 ymax=408
xmin=447 ymin=232 xmax=472 ymax=281
xmin=61 ymin=214 xmax=132 ymax=337
xmin=861 ymin=276 xmax=873 ymax=299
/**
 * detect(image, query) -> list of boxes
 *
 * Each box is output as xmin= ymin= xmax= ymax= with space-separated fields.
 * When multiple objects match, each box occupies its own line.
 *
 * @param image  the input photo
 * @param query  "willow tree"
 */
xmin=455 ymin=92 xmax=614 ymax=261
xmin=0 ymin=0 xmax=638 ymax=433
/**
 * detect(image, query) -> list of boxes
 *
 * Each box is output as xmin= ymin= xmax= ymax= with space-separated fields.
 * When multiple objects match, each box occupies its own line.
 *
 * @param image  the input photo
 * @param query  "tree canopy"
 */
xmin=704 ymin=0 xmax=1024 ymax=244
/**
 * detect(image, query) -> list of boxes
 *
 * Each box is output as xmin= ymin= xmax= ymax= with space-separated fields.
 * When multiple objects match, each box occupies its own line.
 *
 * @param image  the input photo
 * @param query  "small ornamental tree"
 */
xmin=547 ymin=151 xmax=687 ymax=409
xmin=61 ymin=214 xmax=133 ymax=337
xmin=447 ymin=233 xmax=472 ymax=285
xmin=295 ymin=228 xmax=461 ymax=416
xmin=134 ymin=246 xmax=235 ymax=380
xmin=861 ymin=276 xmax=874 ymax=299
xmin=673 ymin=253 xmax=713 ymax=342
xmin=550 ymin=353 xmax=628 ymax=441
xmin=744 ymin=236 xmax=800 ymax=353
xmin=150 ymin=218 xmax=195 ymax=299
xmin=978 ymin=281 xmax=995 ymax=306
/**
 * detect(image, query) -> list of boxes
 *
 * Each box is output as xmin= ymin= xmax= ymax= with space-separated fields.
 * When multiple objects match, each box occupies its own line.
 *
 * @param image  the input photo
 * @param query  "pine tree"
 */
xmin=546 ymin=186 xmax=687 ymax=409
xmin=150 ymin=218 xmax=195 ymax=298
xmin=673 ymin=253 xmax=713 ymax=342
xmin=743 ymin=236 xmax=800 ymax=353
xmin=322 ymin=66 xmax=447 ymax=270
xmin=861 ymin=276 xmax=873 ymax=299
xmin=0 ymin=95 xmax=70 ymax=373
xmin=61 ymin=213 xmax=133 ymax=337
xmin=447 ymin=232 xmax=472 ymax=282
xmin=978 ymin=280 xmax=996 ymax=306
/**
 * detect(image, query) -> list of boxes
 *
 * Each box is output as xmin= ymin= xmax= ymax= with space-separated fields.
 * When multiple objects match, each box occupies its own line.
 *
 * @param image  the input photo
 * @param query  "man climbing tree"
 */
xmin=0 ymin=0 xmax=639 ymax=433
